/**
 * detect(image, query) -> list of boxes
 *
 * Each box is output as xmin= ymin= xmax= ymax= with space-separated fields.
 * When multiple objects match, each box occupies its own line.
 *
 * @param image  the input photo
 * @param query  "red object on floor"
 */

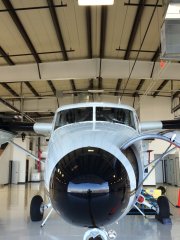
xmin=138 ymin=195 xmax=145 ymax=204
xmin=176 ymin=189 xmax=180 ymax=207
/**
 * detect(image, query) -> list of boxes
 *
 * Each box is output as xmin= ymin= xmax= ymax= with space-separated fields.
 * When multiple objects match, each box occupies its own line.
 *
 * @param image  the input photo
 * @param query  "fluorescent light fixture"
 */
xmin=78 ymin=0 xmax=114 ymax=6
xmin=165 ymin=3 xmax=180 ymax=19
xmin=88 ymin=89 xmax=104 ymax=93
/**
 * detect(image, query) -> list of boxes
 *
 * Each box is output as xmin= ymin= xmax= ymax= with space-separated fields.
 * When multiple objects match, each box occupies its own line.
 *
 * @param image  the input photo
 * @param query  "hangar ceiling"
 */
xmin=0 ymin=0 xmax=179 ymax=120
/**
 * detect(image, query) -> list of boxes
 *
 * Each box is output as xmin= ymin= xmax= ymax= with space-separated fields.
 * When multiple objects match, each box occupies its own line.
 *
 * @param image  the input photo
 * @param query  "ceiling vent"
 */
xmin=161 ymin=1 xmax=180 ymax=60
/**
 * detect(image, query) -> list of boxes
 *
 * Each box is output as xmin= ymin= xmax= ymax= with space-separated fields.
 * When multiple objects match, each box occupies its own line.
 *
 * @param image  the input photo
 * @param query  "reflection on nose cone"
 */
xmin=68 ymin=181 xmax=109 ymax=194
xmin=49 ymin=147 xmax=131 ymax=227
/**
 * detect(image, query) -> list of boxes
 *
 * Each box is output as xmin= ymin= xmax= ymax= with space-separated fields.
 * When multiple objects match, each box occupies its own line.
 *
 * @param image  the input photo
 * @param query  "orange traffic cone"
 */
xmin=176 ymin=189 xmax=180 ymax=208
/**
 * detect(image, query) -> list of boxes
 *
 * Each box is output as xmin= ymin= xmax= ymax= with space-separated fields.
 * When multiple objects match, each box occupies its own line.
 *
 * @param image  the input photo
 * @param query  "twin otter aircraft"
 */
xmin=1 ymin=102 xmax=180 ymax=240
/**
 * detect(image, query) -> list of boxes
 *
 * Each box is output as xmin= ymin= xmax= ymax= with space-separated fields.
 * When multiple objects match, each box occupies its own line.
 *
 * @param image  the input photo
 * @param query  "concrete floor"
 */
xmin=0 ymin=183 xmax=180 ymax=240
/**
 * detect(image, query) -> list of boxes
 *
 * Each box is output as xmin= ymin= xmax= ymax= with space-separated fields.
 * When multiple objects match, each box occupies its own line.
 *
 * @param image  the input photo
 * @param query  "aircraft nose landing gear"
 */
xmin=83 ymin=228 xmax=117 ymax=240
xmin=83 ymin=228 xmax=108 ymax=240
xmin=107 ymin=230 xmax=117 ymax=240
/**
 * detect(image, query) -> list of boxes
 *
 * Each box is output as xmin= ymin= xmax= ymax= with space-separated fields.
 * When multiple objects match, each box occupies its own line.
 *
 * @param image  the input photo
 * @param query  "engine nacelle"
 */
xmin=49 ymin=146 xmax=138 ymax=227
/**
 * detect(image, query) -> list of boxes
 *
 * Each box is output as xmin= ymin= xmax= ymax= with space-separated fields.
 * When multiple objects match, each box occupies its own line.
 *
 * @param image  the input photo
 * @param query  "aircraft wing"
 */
xmin=140 ymin=119 xmax=180 ymax=131
xmin=0 ymin=122 xmax=33 ymax=146
xmin=0 ymin=122 xmax=34 ymax=132
xmin=0 ymin=129 xmax=16 ymax=146
xmin=0 ymin=121 xmax=52 ymax=146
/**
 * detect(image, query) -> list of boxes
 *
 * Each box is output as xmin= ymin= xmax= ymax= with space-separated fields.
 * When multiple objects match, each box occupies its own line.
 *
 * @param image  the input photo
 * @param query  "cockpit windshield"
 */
xmin=54 ymin=105 xmax=136 ymax=130
xmin=54 ymin=107 xmax=93 ymax=129
xmin=96 ymin=107 xmax=136 ymax=129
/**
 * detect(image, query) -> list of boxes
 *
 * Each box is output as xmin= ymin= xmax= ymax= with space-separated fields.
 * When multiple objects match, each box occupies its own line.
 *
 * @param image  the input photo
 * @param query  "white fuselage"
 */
xmin=44 ymin=102 xmax=144 ymax=220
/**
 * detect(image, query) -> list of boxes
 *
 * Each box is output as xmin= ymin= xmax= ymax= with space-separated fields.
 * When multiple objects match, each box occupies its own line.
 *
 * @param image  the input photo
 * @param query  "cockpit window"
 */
xmin=96 ymin=107 xmax=136 ymax=129
xmin=54 ymin=107 xmax=93 ymax=129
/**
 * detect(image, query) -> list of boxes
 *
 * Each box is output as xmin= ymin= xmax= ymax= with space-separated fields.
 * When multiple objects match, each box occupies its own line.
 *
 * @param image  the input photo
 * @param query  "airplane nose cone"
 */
xmin=49 ymin=147 xmax=131 ymax=227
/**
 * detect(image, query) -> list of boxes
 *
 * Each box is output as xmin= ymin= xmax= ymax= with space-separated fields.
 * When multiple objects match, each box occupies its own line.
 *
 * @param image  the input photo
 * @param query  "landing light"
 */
xmin=78 ymin=0 xmax=114 ymax=6
xmin=88 ymin=149 xmax=94 ymax=152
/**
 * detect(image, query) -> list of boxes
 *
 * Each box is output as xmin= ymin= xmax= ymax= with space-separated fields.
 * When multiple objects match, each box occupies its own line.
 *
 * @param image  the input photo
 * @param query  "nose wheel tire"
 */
xmin=89 ymin=237 xmax=103 ymax=240
xmin=30 ymin=195 xmax=44 ymax=221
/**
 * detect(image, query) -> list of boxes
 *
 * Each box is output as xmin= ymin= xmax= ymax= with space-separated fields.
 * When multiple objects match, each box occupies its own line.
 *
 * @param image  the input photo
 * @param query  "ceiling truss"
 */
xmin=0 ymin=0 xmax=177 ymax=118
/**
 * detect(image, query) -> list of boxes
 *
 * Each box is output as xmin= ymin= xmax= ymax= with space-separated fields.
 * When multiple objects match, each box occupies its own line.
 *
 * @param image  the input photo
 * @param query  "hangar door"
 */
xmin=164 ymin=155 xmax=180 ymax=186
xmin=155 ymin=154 xmax=180 ymax=186
xmin=11 ymin=161 xmax=19 ymax=184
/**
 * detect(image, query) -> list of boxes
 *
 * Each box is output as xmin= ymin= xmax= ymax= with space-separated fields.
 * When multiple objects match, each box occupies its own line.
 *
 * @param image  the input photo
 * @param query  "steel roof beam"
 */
xmin=70 ymin=80 xmax=77 ymax=97
xmin=0 ymin=49 xmax=74 ymax=58
xmin=136 ymin=46 xmax=161 ymax=95
xmin=98 ymin=6 xmax=107 ymax=91
xmin=119 ymin=0 xmax=146 ymax=95
xmin=0 ymin=36 xmax=41 ymax=102
xmin=172 ymin=90 xmax=180 ymax=99
xmin=2 ymin=0 xmax=41 ymax=63
xmin=28 ymin=112 xmax=54 ymax=118
xmin=116 ymin=47 xmax=156 ymax=53
xmin=100 ymin=6 xmax=107 ymax=59
xmin=0 ymin=3 xmax=67 ymax=12
xmin=47 ymin=80 xmax=56 ymax=95
xmin=136 ymin=79 xmax=145 ymax=91
xmin=24 ymin=82 xmax=40 ymax=97
xmin=34 ymin=112 xmax=41 ymax=118
xmin=98 ymin=77 xmax=103 ymax=90
xmin=151 ymin=46 xmax=160 ymax=62
xmin=133 ymin=79 xmax=145 ymax=96
xmin=0 ymin=83 xmax=19 ymax=97
xmin=0 ymin=83 xmax=41 ymax=120
xmin=0 ymin=3 xmax=40 ymax=121
xmin=0 ymin=98 xmax=35 ymax=123
xmin=124 ymin=3 xmax=162 ymax=7
xmin=0 ymin=46 xmax=14 ymax=65
xmin=115 ymin=79 xmax=122 ymax=96
xmin=47 ymin=0 xmax=78 ymax=94
xmin=47 ymin=0 xmax=68 ymax=61
xmin=0 ymin=42 xmax=37 ymax=122
xmin=0 ymin=47 xmax=19 ymax=97
xmin=128 ymin=46 xmax=160 ymax=95
xmin=86 ymin=7 xmax=92 ymax=58
xmin=152 ymin=80 xmax=169 ymax=97
xmin=124 ymin=0 xmax=146 ymax=60
xmin=89 ymin=79 xmax=94 ymax=89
